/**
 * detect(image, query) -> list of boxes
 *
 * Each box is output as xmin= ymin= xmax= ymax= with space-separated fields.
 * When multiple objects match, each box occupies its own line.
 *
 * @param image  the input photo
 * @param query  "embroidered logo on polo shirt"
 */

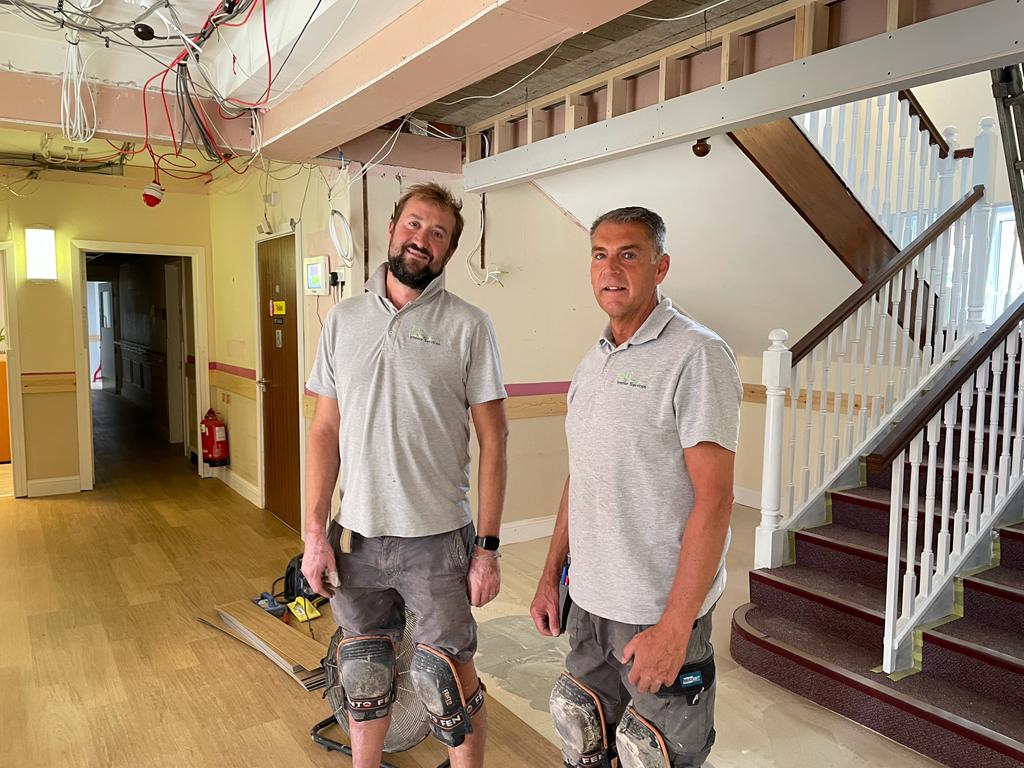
xmin=410 ymin=327 xmax=441 ymax=345
xmin=616 ymin=372 xmax=648 ymax=390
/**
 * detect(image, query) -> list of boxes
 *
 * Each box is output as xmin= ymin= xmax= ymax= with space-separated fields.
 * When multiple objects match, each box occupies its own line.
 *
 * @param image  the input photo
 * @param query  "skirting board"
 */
xmin=733 ymin=485 xmax=760 ymax=510
xmin=26 ymin=475 xmax=81 ymax=497
xmin=501 ymin=514 xmax=556 ymax=545
xmin=213 ymin=466 xmax=262 ymax=508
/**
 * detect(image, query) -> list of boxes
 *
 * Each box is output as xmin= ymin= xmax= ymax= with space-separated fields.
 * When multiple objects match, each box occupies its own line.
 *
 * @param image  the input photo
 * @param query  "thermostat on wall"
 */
xmin=304 ymin=255 xmax=329 ymax=296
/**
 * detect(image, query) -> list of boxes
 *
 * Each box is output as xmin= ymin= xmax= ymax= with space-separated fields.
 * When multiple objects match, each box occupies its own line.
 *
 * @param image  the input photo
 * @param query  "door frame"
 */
xmin=253 ymin=227 xmax=306 ymax=526
xmin=164 ymin=261 xmax=187 ymax=446
xmin=0 ymin=241 xmax=27 ymax=498
xmin=71 ymin=240 xmax=212 ymax=487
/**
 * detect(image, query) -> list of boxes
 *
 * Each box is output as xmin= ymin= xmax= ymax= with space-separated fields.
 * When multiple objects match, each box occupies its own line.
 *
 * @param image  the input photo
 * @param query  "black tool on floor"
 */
xmin=309 ymin=715 xmax=450 ymax=768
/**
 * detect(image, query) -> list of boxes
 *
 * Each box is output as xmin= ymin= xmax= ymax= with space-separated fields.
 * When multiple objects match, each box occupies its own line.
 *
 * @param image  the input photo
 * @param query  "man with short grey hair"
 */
xmin=531 ymin=206 xmax=741 ymax=768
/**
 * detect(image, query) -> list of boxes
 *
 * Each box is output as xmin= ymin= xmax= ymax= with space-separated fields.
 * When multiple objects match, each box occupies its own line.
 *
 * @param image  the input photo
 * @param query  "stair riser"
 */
xmin=963 ymin=583 xmax=1024 ymax=635
xmin=1001 ymin=530 xmax=1024 ymax=570
xmin=830 ymin=497 xmax=947 ymax=549
xmin=749 ymin=576 xmax=882 ymax=650
xmin=794 ymin=536 xmax=926 ymax=593
xmin=921 ymin=638 xmax=1024 ymax=707
xmin=731 ymin=614 xmax=1024 ymax=768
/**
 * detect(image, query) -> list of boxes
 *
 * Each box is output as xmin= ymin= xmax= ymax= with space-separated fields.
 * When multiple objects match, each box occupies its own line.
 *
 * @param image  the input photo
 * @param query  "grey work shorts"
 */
xmin=327 ymin=522 xmax=478 ymax=662
xmin=565 ymin=602 xmax=716 ymax=768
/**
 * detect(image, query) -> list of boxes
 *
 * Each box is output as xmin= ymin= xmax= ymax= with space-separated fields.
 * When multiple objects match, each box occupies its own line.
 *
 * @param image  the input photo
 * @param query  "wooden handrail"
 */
xmin=866 ymin=291 xmax=1024 ymax=474
xmin=899 ymin=90 xmax=950 ymax=159
xmin=790 ymin=185 xmax=985 ymax=365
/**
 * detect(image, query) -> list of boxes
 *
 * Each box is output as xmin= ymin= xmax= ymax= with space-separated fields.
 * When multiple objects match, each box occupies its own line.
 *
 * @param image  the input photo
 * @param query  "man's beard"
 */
xmin=388 ymin=241 xmax=443 ymax=290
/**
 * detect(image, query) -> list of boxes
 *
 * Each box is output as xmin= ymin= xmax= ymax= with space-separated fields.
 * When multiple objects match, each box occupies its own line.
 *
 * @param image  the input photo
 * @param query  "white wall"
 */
xmin=534 ymin=137 xmax=859 ymax=358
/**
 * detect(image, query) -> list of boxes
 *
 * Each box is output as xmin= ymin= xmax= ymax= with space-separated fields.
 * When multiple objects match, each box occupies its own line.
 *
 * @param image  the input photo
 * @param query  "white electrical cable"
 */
xmin=61 ymin=32 xmax=100 ymax=143
xmin=626 ymin=0 xmax=735 ymax=21
xmin=266 ymin=0 xmax=361 ymax=105
xmin=438 ymin=42 xmax=563 ymax=106
xmin=347 ymin=118 xmax=408 ymax=189
xmin=464 ymin=195 xmax=502 ymax=287
xmin=328 ymin=208 xmax=354 ymax=268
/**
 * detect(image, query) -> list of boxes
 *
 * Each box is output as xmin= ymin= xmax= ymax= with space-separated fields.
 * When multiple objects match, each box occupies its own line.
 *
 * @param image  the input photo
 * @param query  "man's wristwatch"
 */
xmin=474 ymin=535 xmax=500 ymax=551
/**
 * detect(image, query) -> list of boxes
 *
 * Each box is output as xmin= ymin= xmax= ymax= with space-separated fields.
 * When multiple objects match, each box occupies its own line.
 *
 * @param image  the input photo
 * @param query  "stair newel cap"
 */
xmin=763 ymin=330 xmax=792 ymax=389
xmin=942 ymin=125 xmax=959 ymax=148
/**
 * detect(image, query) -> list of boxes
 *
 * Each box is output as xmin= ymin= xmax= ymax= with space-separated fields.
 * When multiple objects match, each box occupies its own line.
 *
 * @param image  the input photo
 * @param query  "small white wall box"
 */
xmin=304 ymin=256 xmax=329 ymax=296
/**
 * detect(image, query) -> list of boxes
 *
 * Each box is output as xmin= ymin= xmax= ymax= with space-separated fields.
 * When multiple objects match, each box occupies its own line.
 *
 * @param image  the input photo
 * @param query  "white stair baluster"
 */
xmin=802 ymin=349 xmax=818 ymax=501
xmin=998 ymin=330 xmax=1018 ymax=504
xmin=835 ymin=104 xmax=848 ymax=178
xmin=903 ymin=432 xmax=924 ymax=620
xmin=936 ymin=392 xmax=958 ymax=576
xmin=887 ymin=270 xmax=903 ymax=410
xmin=787 ymin=358 xmax=801 ymax=514
xmin=953 ymin=376 xmax=974 ymax=558
xmin=880 ymin=94 xmax=897 ymax=236
xmin=917 ymin=414 xmax=941 ymax=604
xmin=884 ymin=448 xmax=906 ymax=674
xmin=984 ymin=346 xmax=1005 ymax=520
xmin=860 ymin=295 xmax=876 ymax=443
xmin=860 ymin=98 xmax=873 ymax=203
xmin=817 ymin=334 xmax=833 ymax=488
xmin=969 ymin=362 xmax=990 ymax=536
xmin=822 ymin=108 xmax=835 ymax=166
xmin=900 ymin=262 xmax=915 ymax=399
xmin=849 ymin=101 xmax=861 ymax=187
xmin=873 ymin=281 xmax=890 ymax=426
xmin=1012 ymin=323 xmax=1024 ymax=480
xmin=892 ymin=96 xmax=911 ymax=239
xmin=873 ymin=94 xmax=886 ymax=214
xmin=832 ymin=319 xmax=849 ymax=472
xmin=906 ymin=114 xmax=921 ymax=243
xmin=846 ymin=306 xmax=863 ymax=454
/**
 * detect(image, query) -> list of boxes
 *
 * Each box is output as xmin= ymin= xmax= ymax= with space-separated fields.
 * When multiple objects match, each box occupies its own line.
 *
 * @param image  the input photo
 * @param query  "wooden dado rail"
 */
xmin=21 ymin=372 xmax=76 ymax=394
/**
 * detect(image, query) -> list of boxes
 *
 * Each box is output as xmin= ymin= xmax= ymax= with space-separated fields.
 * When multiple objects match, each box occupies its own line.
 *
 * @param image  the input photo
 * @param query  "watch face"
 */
xmin=476 ymin=535 xmax=500 ymax=550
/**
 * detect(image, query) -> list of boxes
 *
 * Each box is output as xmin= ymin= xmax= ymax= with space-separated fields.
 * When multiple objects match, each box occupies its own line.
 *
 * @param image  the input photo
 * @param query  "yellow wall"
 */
xmin=2 ymin=171 xmax=212 ymax=483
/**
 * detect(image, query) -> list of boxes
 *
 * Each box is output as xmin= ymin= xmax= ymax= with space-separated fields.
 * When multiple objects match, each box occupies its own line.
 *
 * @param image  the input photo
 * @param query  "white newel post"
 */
xmin=756 ymin=329 xmax=792 ymax=569
xmin=966 ymin=117 xmax=1000 ymax=332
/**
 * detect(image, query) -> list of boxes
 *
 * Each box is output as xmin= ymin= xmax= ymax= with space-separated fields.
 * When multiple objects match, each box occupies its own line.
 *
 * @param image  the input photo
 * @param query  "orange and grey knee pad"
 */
xmin=549 ymin=672 xmax=614 ymax=768
xmin=409 ymin=645 xmax=485 ymax=748
xmin=336 ymin=635 xmax=397 ymax=722
xmin=615 ymin=706 xmax=673 ymax=768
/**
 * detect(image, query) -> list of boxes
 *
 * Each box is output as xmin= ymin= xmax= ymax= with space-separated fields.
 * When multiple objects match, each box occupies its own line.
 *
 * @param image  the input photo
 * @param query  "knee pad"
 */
xmin=337 ymin=635 xmax=397 ymax=722
xmin=410 ymin=645 xmax=485 ymax=748
xmin=615 ymin=706 xmax=672 ymax=768
xmin=549 ymin=673 xmax=613 ymax=768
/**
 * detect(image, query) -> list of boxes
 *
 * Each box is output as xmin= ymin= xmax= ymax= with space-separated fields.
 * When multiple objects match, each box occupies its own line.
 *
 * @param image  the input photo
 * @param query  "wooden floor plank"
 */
xmin=0 ymin=390 xmax=560 ymax=767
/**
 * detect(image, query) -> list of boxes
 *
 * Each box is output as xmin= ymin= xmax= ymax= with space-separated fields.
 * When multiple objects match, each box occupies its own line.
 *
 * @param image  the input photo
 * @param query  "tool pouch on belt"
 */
xmin=655 ymin=652 xmax=715 ymax=705
xmin=558 ymin=556 xmax=572 ymax=632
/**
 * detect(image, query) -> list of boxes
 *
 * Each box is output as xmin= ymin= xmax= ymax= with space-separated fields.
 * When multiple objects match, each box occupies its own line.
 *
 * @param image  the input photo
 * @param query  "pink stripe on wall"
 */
xmin=504 ymin=381 xmax=571 ymax=397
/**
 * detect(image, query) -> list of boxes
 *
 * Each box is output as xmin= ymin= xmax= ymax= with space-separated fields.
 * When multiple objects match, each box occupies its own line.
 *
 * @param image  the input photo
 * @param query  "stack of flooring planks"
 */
xmin=207 ymin=599 xmax=329 ymax=691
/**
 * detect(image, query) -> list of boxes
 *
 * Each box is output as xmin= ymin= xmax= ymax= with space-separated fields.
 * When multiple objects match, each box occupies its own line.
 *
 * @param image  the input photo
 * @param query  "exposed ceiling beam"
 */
xmin=260 ymin=0 xmax=649 ymax=162
xmin=0 ymin=69 xmax=250 ymax=151
xmin=464 ymin=0 xmax=1024 ymax=192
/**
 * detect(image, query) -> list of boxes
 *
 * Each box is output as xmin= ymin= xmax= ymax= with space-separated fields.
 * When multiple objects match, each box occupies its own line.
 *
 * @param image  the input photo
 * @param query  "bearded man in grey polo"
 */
xmin=530 ymin=206 xmax=741 ymax=768
xmin=302 ymin=183 xmax=509 ymax=768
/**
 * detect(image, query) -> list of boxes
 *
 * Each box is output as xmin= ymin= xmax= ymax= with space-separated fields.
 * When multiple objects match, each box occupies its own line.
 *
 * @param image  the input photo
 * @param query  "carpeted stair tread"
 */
xmin=927 ymin=616 xmax=1024 ymax=667
xmin=800 ymin=523 xmax=888 ymax=556
xmin=766 ymin=564 xmax=885 ymax=614
xmin=970 ymin=565 xmax=1024 ymax=593
xmin=743 ymin=605 xmax=1024 ymax=743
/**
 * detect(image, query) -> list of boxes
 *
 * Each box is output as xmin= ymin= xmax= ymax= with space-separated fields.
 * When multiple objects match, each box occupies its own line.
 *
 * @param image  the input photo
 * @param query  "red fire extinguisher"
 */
xmin=200 ymin=409 xmax=230 ymax=467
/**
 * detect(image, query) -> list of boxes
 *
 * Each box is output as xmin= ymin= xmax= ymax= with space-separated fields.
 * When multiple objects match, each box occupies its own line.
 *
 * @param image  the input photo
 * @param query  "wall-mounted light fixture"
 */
xmin=25 ymin=226 xmax=57 ymax=281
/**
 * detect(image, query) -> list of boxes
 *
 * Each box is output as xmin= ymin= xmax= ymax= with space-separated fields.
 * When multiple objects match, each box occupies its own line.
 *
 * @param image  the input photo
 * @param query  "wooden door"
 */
xmin=258 ymin=236 xmax=301 ymax=530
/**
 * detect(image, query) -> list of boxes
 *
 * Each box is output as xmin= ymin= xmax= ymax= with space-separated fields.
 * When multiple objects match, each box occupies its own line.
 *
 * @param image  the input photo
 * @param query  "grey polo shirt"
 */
xmin=565 ymin=297 xmax=742 ymax=625
xmin=306 ymin=264 xmax=507 ymax=538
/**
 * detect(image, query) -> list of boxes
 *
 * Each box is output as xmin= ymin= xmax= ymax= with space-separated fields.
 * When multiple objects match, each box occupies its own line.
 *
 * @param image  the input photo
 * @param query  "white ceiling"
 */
xmin=534 ymin=136 xmax=861 ymax=358
xmin=0 ymin=0 xmax=421 ymax=100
